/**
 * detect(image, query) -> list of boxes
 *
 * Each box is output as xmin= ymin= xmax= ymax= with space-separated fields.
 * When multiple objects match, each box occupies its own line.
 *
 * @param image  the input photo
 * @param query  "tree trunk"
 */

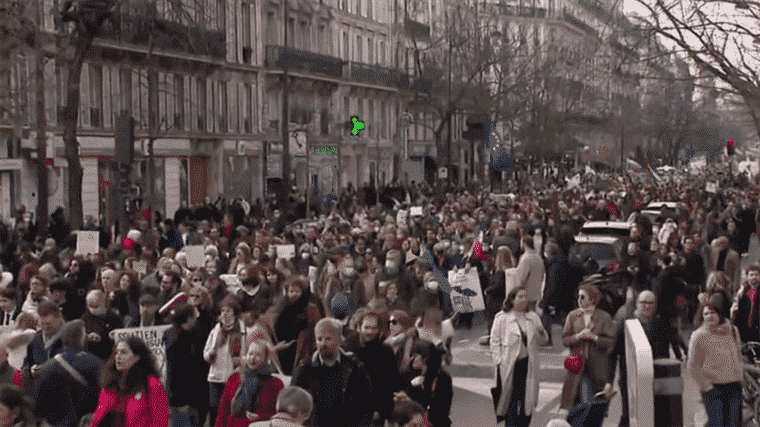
xmin=62 ymin=40 xmax=90 ymax=232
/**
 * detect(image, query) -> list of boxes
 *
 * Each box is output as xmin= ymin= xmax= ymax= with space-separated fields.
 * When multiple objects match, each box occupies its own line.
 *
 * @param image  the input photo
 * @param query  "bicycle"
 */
xmin=741 ymin=341 xmax=760 ymax=427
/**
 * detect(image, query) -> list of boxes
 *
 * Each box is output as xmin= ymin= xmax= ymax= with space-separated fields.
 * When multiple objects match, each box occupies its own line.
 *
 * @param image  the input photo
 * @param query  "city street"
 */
xmin=448 ymin=236 xmax=760 ymax=427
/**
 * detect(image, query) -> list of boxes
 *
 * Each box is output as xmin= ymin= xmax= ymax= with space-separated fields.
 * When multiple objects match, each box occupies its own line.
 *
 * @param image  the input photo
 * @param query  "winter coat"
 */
xmin=560 ymin=307 xmax=615 ymax=410
xmin=203 ymin=320 xmax=247 ymax=383
xmin=81 ymin=310 xmax=123 ymax=361
xmin=90 ymin=375 xmax=169 ymax=427
xmin=291 ymin=349 xmax=374 ymax=427
xmin=489 ymin=310 xmax=547 ymax=418
xmin=162 ymin=326 xmax=208 ymax=409
xmin=248 ymin=413 xmax=305 ymax=427
xmin=35 ymin=346 xmax=102 ymax=427
xmin=273 ymin=293 xmax=321 ymax=375
xmin=215 ymin=371 xmax=283 ymax=427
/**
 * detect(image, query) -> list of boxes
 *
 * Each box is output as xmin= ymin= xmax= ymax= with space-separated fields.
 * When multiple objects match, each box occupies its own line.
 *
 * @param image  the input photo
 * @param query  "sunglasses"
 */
xmin=389 ymin=319 xmax=398 ymax=325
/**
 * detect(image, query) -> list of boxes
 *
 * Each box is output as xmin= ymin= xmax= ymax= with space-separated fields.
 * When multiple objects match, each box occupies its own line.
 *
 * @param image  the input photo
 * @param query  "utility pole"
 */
xmin=280 ymin=0 xmax=291 ymax=214
xmin=35 ymin=0 xmax=47 ymax=238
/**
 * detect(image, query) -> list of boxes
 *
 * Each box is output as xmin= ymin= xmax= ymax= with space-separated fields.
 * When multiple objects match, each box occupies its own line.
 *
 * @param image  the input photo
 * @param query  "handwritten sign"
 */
xmin=706 ymin=181 xmax=718 ymax=194
xmin=219 ymin=274 xmax=242 ymax=293
xmin=133 ymin=260 xmax=148 ymax=280
xmin=396 ymin=209 xmax=409 ymax=227
xmin=276 ymin=245 xmax=296 ymax=260
xmin=410 ymin=206 xmax=423 ymax=217
xmin=111 ymin=325 xmax=173 ymax=384
xmin=76 ymin=231 xmax=99 ymax=256
xmin=184 ymin=245 xmax=205 ymax=269
xmin=447 ymin=268 xmax=485 ymax=313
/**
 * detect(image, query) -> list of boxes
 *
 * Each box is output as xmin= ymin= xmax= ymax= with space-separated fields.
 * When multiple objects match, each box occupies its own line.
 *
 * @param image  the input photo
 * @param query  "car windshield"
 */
xmin=569 ymin=243 xmax=618 ymax=265
xmin=580 ymin=227 xmax=631 ymax=238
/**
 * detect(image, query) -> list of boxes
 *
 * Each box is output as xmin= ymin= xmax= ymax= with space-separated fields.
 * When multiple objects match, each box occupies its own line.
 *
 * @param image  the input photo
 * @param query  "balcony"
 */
xmin=349 ymin=62 xmax=416 ymax=90
xmin=562 ymin=10 xmax=599 ymax=38
xmin=265 ymin=45 xmax=344 ymax=79
xmin=95 ymin=13 xmax=226 ymax=60
xmin=496 ymin=4 xmax=547 ymax=18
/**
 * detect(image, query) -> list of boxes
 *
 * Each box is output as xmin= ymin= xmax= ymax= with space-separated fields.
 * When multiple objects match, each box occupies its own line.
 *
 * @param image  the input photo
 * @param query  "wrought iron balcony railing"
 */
xmin=265 ymin=45 xmax=344 ymax=79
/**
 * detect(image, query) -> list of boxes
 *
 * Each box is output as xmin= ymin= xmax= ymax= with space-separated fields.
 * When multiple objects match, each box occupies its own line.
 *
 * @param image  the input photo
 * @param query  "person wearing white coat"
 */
xmin=490 ymin=286 xmax=549 ymax=426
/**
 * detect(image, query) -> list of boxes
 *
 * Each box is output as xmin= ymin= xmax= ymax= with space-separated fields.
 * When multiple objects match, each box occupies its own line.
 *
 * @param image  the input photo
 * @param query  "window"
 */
xmin=216 ymin=0 xmax=225 ymax=31
xmin=175 ymin=74 xmax=184 ymax=130
xmin=229 ymin=82 xmax=238 ymax=133
xmin=320 ymin=107 xmax=329 ymax=136
xmin=288 ymin=18 xmax=295 ymax=47
xmin=379 ymin=41 xmax=385 ymax=65
xmin=267 ymin=11 xmax=277 ymax=46
xmin=358 ymin=100 xmax=363 ymax=133
xmin=197 ymin=77 xmax=206 ymax=131
xmin=243 ymin=82 xmax=252 ymax=133
xmin=368 ymin=37 xmax=373 ymax=64
xmin=344 ymin=97 xmax=349 ymax=136
xmin=318 ymin=25 xmax=326 ymax=54
xmin=89 ymin=64 xmax=102 ymax=128
xmin=356 ymin=0 xmax=361 ymax=16
xmin=368 ymin=100 xmax=374 ymax=137
xmin=299 ymin=20 xmax=308 ymax=50
xmin=368 ymin=0 xmax=372 ymax=19
xmin=340 ymin=0 xmax=346 ymax=10
xmin=342 ymin=31 xmax=349 ymax=60
xmin=242 ymin=2 xmax=252 ymax=63
xmin=356 ymin=34 xmax=362 ymax=62
xmin=220 ymin=81 xmax=228 ymax=132
xmin=380 ymin=101 xmax=386 ymax=138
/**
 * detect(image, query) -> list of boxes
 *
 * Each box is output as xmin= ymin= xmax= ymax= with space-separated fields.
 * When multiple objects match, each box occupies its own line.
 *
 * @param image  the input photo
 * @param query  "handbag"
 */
xmin=565 ymin=340 xmax=590 ymax=375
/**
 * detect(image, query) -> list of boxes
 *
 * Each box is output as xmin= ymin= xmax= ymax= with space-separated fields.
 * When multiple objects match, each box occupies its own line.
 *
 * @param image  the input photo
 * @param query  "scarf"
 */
xmin=231 ymin=366 xmax=272 ymax=418
xmin=215 ymin=320 xmax=242 ymax=359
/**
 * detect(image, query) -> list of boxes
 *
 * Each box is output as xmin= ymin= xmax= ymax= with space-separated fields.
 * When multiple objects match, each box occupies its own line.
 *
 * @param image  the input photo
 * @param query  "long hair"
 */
xmin=410 ymin=340 xmax=443 ymax=393
xmin=101 ymin=336 xmax=160 ymax=396
xmin=502 ymin=286 xmax=527 ymax=312
xmin=115 ymin=271 xmax=142 ymax=304
xmin=0 ymin=384 xmax=36 ymax=426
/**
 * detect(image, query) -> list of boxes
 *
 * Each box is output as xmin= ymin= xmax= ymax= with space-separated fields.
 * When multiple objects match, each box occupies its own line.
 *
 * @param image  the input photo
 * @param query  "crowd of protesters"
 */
xmin=0 ymin=164 xmax=755 ymax=426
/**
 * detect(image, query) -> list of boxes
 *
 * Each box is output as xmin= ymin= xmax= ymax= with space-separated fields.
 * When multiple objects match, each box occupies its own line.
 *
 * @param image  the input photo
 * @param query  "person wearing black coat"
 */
xmin=163 ymin=303 xmax=208 ymax=426
xmin=539 ymin=243 xmax=583 ymax=343
xmin=342 ymin=311 xmax=404 ymax=426
xmin=34 ymin=320 xmax=103 ymax=427
xmin=81 ymin=290 xmax=123 ymax=362
xmin=400 ymin=340 xmax=452 ymax=427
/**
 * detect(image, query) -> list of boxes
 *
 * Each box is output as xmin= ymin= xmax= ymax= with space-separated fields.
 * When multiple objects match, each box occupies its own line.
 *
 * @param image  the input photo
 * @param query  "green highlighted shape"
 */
xmin=351 ymin=117 xmax=365 ymax=136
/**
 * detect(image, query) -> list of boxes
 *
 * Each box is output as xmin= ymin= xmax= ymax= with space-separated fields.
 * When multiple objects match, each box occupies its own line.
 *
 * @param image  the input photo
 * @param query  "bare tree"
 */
xmin=633 ymin=0 xmax=760 ymax=141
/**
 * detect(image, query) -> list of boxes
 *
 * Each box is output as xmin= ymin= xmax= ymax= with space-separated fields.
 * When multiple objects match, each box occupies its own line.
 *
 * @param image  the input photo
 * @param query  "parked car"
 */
xmin=568 ymin=235 xmax=629 ymax=316
xmin=579 ymin=220 xmax=634 ymax=240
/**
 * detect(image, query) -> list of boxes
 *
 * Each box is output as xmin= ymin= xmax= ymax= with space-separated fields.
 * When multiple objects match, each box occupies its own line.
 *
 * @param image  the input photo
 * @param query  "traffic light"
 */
xmin=727 ymin=139 xmax=735 ymax=156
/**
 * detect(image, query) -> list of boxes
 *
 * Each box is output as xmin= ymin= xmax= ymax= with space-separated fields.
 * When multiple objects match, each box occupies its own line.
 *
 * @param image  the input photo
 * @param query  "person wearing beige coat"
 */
xmin=490 ymin=286 xmax=549 ymax=426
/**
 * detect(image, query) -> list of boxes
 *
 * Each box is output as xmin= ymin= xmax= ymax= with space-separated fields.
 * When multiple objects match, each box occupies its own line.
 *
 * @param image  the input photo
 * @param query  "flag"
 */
xmin=566 ymin=173 xmax=581 ymax=189
xmin=648 ymin=164 xmax=665 ymax=187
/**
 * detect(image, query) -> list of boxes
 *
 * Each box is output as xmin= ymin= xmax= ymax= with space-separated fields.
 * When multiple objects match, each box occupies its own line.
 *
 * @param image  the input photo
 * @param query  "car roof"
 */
xmin=645 ymin=202 xmax=680 ymax=209
xmin=581 ymin=221 xmax=634 ymax=229
xmin=573 ymin=235 xmax=625 ymax=245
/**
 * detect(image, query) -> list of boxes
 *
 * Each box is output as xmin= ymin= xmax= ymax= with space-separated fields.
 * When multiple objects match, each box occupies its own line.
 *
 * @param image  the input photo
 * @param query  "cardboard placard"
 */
xmin=396 ymin=209 xmax=409 ymax=227
xmin=276 ymin=244 xmax=296 ymax=260
xmin=184 ymin=245 xmax=205 ymax=268
xmin=110 ymin=325 xmax=173 ymax=384
xmin=706 ymin=181 xmax=718 ymax=194
xmin=446 ymin=268 xmax=486 ymax=313
xmin=308 ymin=266 xmax=318 ymax=295
xmin=410 ymin=206 xmax=423 ymax=217
xmin=132 ymin=260 xmax=148 ymax=280
xmin=76 ymin=231 xmax=100 ymax=256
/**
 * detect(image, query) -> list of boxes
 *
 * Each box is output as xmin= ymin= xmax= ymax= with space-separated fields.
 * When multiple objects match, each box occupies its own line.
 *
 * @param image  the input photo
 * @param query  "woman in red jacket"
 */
xmin=216 ymin=340 xmax=284 ymax=427
xmin=90 ymin=336 xmax=169 ymax=427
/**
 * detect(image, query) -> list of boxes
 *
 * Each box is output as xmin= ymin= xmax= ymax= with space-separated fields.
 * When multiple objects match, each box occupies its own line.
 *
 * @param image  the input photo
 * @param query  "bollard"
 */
xmin=653 ymin=358 xmax=683 ymax=427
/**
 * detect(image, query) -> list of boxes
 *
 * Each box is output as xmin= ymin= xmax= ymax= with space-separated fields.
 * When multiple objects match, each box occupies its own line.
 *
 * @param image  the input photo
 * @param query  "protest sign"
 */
xmin=184 ymin=245 xmax=205 ymax=268
xmin=219 ymin=274 xmax=241 ymax=293
xmin=76 ymin=231 xmax=99 ymax=256
xmin=132 ymin=260 xmax=148 ymax=280
xmin=447 ymin=268 xmax=485 ymax=313
xmin=396 ymin=209 xmax=409 ymax=227
xmin=276 ymin=245 xmax=296 ymax=260
xmin=110 ymin=325 xmax=173 ymax=384
xmin=706 ymin=181 xmax=718 ymax=194
xmin=410 ymin=206 xmax=423 ymax=217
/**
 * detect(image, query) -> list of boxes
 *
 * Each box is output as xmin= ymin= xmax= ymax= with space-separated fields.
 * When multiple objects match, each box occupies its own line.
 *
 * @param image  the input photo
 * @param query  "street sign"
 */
xmin=438 ymin=167 xmax=448 ymax=179
xmin=290 ymin=130 xmax=307 ymax=156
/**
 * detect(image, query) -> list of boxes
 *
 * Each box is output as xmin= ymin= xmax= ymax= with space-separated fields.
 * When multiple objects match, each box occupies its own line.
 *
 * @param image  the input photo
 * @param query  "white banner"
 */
xmin=447 ymin=268 xmax=485 ymax=313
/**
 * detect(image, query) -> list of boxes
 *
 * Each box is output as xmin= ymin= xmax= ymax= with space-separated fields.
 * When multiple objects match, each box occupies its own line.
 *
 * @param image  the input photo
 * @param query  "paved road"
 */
xmin=448 ymin=229 xmax=760 ymax=427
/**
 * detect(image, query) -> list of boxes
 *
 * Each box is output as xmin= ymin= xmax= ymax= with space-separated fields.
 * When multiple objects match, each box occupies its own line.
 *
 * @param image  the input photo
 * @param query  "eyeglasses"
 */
xmin=389 ymin=319 xmax=398 ymax=325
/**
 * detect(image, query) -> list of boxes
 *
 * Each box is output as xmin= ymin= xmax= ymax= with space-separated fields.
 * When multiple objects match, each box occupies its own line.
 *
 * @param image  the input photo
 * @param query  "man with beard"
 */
xmin=343 ymin=310 xmax=403 ymax=426
xmin=158 ymin=272 xmax=182 ymax=310
xmin=80 ymin=289 xmax=122 ymax=362
xmin=291 ymin=318 xmax=374 ymax=427
xmin=732 ymin=265 xmax=760 ymax=343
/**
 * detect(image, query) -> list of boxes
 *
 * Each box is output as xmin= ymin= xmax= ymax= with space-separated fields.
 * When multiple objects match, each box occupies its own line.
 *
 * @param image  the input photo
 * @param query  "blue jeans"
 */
xmin=701 ymin=382 xmax=742 ymax=427
xmin=170 ymin=405 xmax=199 ymax=427
xmin=209 ymin=382 xmax=226 ymax=427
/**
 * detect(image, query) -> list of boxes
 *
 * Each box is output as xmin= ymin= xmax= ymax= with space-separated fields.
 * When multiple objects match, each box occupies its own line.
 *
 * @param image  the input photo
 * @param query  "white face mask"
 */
xmin=301 ymin=252 xmax=310 ymax=259
xmin=88 ymin=305 xmax=107 ymax=316
xmin=385 ymin=261 xmax=398 ymax=271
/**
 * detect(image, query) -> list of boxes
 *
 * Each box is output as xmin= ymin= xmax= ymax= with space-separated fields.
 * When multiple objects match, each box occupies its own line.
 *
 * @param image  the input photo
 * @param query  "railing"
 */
xmin=495 ymin=4 xmax=547 ymax=18
xmin=265 ymin=45 xmax=344 ymax=79
xmin=562 ymin=9 xmax=599 ymax=38
xmin=624 ymin=319 xmax=654 ymax=427
xmin=95 ymin=13 xmax=226 ymax=59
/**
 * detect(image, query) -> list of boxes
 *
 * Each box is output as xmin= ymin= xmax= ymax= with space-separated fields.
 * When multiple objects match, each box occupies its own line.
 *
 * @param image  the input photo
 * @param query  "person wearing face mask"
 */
xmin=204 ymin=295 xmax=246 ymax=427
xmin=688 ymin=301 xmax=743 ymax=427
xmin=20 ymin=275 xmax=50 ymax=316
xmin=80 ymin=289 xmax=122 ymax=362
xmin=343 ymin=311 xmax=404 ymax=426
xmin=376 ymin=250 xmax=419 ymax=310
xmin=325 ymin=257 xmax=361 ymax=320
xmin=216 ymin=340 xmax=284 ymax=427
xmin=273 ymin=276 xmax=322 ymax=376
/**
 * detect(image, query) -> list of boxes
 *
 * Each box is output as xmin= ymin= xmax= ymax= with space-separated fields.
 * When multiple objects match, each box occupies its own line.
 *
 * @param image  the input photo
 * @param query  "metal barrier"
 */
xmin=624 ymin=319 xmax=654 ymax=427
xmin=653 ymin=359 xmax=683 ymax=426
